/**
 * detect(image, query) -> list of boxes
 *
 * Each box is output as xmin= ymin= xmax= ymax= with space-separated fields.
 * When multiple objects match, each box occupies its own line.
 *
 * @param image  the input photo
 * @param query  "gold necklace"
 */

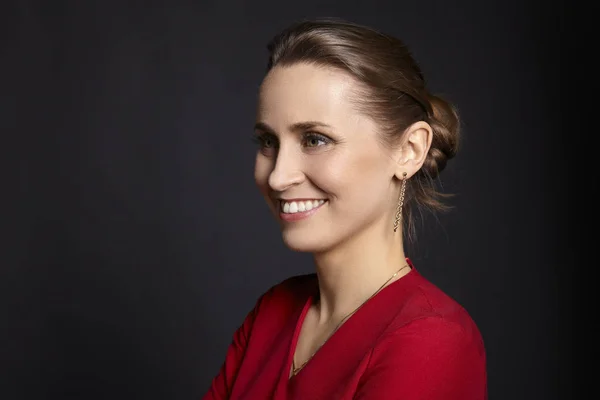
xmin=291 ymin=264 xmax=410 ymax=376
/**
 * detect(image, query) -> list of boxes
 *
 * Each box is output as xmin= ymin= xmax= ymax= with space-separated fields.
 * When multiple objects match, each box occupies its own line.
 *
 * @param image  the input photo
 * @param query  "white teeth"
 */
xmin=281 ymin=199 xmax=326 ymax=214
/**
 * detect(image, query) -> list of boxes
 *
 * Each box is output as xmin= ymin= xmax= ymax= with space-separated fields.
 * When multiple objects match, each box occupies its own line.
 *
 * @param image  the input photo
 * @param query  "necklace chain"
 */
xmin=291 ymin=264 xmax=410 ymax=376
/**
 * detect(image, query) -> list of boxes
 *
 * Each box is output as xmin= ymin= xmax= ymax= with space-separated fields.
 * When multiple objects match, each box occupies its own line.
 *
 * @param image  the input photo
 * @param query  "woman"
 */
xmin=203 ymin=18 xmax=487 ymax=399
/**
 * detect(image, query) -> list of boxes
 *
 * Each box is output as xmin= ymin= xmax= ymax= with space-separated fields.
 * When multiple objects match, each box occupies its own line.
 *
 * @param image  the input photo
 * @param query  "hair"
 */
xmin=264 ymin=18 xmax=460 ymax=243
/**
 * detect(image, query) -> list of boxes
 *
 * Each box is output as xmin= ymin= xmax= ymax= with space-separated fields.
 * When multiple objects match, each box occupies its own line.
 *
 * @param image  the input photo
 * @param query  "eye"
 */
xmin=252 ymin=133 xmax=279 ymax=157
xmin=261 ymin=136 xmax=275 ymax=148
xmin=252 ymin=133 xmax=278 ymax=148
xmin=302 ymin=133 xmax=331 ymax=148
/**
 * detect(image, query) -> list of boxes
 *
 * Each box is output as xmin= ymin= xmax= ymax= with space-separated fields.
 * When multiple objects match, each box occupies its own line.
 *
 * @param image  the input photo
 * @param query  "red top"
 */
xmin=203 ymin=260 xmax=487 ymax=399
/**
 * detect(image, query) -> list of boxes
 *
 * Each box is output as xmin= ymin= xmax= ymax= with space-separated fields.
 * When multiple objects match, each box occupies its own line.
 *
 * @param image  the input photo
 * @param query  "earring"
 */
xmin=393 ymin=172 xmax=408 ymax=232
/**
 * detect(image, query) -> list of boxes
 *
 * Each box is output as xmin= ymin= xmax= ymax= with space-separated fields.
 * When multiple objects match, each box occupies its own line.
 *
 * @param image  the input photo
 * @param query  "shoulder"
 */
xmin=361 ymin=312 xmax=487 ymax=398
xmin=373 ymin=268 xmax=485 ymax=361
xmin=264 ymin=273 xmax=318 ymax=302
xmin=251 ymin=273 xmax=318 ymax=319
xmin=354 ymin=269 xmax=487 ymax=397
xmin=361 ymin=271 xmax=486 ymax=385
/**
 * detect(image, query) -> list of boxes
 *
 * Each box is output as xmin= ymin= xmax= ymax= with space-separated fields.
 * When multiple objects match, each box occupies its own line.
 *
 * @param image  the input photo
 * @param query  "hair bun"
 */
xmin=423 ymin=94 xmax=460 ymax=178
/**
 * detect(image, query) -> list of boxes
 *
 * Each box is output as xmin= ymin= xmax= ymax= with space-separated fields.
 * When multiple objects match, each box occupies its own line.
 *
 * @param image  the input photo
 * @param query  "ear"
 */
xmin=394 ymin=121 xmax=433 ymax=180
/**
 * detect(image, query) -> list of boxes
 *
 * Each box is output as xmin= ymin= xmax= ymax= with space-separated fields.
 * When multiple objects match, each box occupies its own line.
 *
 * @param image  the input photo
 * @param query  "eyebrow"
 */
xmin=254 ymin=121 xmax=332 ymax=134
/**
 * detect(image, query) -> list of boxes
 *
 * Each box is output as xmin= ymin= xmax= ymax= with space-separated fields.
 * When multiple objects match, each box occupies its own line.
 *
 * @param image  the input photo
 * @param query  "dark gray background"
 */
xmin=1 ymin=0 xmax=572 ymax=399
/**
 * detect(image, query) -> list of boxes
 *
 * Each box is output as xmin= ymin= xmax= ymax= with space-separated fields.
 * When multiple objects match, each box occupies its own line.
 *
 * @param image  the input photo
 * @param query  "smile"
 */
xmin=278 ymin=199 xmax=327 ymax=221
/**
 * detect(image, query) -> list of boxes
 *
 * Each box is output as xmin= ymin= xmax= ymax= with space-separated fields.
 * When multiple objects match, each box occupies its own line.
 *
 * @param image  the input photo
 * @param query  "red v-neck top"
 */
xmin=202 ymin=260 xmax=487 ymax=399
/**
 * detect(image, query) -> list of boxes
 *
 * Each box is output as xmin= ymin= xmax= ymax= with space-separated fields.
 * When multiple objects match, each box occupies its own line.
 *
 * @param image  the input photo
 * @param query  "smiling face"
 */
xmin=254 ymin=63 xmax=400 ymax=253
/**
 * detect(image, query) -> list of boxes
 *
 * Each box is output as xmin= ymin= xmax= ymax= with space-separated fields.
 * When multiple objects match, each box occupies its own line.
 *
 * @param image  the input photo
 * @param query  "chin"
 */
xmin=281 ymin=229 xmax=332 ymax=253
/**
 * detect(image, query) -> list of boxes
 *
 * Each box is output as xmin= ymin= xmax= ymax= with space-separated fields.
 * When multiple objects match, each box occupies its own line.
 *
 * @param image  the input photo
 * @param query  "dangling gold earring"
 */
xmin=393 ymin=172 xmax=408 ymax=232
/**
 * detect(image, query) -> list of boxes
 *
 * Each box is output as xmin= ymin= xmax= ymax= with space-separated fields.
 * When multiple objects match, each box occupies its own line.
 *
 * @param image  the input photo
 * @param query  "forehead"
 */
xmin=257 ymin=63 xmax=358 ymax=124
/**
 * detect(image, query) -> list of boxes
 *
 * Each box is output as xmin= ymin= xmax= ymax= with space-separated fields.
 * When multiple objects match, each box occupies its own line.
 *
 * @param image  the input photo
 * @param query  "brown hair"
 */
xmin=265 ymin=18 xmax=460 ymax=242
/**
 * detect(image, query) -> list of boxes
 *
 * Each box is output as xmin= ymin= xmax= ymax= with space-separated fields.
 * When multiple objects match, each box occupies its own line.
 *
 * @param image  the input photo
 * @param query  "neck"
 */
xmin=311 ymin=222 xmax=409 ymax=324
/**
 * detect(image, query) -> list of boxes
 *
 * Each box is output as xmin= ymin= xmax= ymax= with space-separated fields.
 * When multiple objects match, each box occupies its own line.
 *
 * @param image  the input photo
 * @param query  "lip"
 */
xmin=278 ymin=198 xmax=324 ymax=202
xmin=278 ymin=199 xmax=328 ymax=222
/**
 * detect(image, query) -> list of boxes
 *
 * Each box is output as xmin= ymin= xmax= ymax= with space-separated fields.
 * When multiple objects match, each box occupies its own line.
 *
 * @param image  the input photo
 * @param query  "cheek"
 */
xmin=310 ymin=159 xmax=391 ymax=216
xmin=312 ymin=151 xmax=387 ymax=193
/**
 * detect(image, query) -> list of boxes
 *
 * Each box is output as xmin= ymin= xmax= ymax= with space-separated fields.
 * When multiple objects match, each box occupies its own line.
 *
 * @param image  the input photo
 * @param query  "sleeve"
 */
xmin=353 ymin=316 xmax=487 ymax=400
xmin=201 ymin=295 xmax=263 ymax=400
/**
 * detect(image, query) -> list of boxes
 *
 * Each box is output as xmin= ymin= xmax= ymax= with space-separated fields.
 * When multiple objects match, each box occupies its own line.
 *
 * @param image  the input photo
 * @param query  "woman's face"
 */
xmin=254 ymin=63 xmax=399 ymax=253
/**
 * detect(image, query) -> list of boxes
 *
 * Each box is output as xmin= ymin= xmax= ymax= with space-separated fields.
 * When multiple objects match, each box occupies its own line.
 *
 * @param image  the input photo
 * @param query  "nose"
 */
xmin=268 ymin=148 xmax=305 ymax=192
